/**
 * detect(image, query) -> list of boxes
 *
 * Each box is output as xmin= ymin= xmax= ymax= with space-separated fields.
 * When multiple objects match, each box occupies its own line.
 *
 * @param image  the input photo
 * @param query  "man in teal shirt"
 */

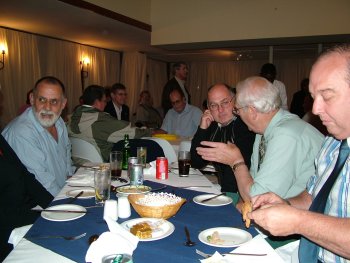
xmin=196 ymin=76 xmax=324 ymax=205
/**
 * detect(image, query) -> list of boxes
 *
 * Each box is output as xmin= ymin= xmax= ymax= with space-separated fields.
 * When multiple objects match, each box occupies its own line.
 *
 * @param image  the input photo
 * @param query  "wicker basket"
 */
xmin=128 ymin=194 xmax=186 ymax=219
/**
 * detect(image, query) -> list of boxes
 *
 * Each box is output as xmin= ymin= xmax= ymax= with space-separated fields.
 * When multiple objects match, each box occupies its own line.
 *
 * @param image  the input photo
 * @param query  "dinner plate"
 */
xmin=82 ymin=162 xmax=109 ymax=169
xmin=121 ymin=218 xmax=175 ymax=241
xmin=193 ymin=194 xmax=232 ymax=206
xmin=198 ymin=227 xmax=252 ymax=247
xmin=66 ymin=189 xmax=95 ymax=199
xmin=116 ymin=185 xmax=152 ymax=195
xmin=41 ymin=204 xmax=86 ymax=222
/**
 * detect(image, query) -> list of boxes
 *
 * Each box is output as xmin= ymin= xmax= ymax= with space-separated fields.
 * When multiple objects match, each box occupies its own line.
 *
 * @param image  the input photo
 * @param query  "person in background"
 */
xmin=133 ymin=90 xmax=162 ymax=128
xmin=260 ymin=63 xmax=288 ymax=110
xmin=290 ymin=78 xmax=310 ymax=118
xmin=161 ymin=88 xmax=202 ymax=138
xmin=17 ymin=89 xmax=33 ymax=115
xmin=162 ymin=62 xmax=191 ymax=114
xmin=104 ymin=83 xmax=129 ymax=121
xmin=2 ymin=76 xmax=73 ymax=197
xmin=68 ymin=85 xmax=153 ymax=162
xmin=191 ymin=83 xmax=255 ymax=194
xmin=196 ymin=76 xmax=324 ymax=208
xmin=248 ymin=43 xmax=350 ymax=263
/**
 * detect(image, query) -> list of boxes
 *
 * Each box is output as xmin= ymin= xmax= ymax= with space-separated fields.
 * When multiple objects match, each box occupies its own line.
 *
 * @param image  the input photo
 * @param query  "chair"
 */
xmin=145 ymin=137 xmax=177 ymax=164
xmin=70 ymin=137 xmax=103 ymax=163
xmin=112 ymin=139 xmax=165 ymax=163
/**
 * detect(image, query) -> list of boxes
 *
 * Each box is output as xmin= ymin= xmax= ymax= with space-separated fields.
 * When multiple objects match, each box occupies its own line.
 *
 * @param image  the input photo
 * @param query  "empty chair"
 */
xmin=70 ymin=137 xmax=103 ymax=163
xmin=112 ymin=139 xmax=165 ymax=163
xmin=145 ymin=137 xmax=177 ymax=164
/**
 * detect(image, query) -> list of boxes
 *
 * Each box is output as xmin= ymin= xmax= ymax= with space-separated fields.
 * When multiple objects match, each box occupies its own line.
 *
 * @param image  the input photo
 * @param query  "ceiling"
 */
xmin=1 ymin=0 xmax=349 ymax=62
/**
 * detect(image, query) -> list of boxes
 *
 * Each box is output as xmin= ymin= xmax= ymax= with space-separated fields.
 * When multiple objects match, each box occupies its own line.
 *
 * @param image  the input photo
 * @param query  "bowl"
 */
xmin=128 ymin=194 xmax=186 ymax=219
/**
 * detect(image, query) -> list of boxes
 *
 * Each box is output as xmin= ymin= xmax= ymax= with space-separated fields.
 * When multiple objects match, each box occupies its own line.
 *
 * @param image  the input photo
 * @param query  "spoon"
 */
xmin=184 ymin=226 xmax=196 ymax=246
xmin=88 ymin=234 xmax=99 ymax=245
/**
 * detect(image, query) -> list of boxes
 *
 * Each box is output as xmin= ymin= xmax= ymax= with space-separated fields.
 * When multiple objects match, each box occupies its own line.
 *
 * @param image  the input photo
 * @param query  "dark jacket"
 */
xmin=0 ymin=135 xmax=53 ymax=260
xmin=104 ymin=101 xmax=130 ymax=121
xmin=161 ymin=77 xmax=191 ymax=114
xmin=190 ymin=117 xmax=255 ymax=193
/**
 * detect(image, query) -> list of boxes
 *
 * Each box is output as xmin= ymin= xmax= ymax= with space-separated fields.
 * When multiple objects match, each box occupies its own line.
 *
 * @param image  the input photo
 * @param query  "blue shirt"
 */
xmin=250 ymin=109 xmax=324 ymax=198
xmin=161 ymin=103 xmax=202 ymax=137
xmin=307 ymin=137 xmax=350 ymax=263
xmin=2 ymin=108 xmax=73 ymax=196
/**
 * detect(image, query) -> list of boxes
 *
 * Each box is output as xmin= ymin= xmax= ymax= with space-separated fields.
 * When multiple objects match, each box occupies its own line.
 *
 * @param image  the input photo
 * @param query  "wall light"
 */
xmin=0 ymin=49 xmax=5 ymax=70
xmin=80 ymin=57 xmax=90 ymax=92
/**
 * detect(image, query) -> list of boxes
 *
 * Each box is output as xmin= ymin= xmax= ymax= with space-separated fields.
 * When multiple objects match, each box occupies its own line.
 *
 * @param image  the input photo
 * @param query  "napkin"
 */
xmin=66 ymin=169 xmax=94 ymax=186
xmin=200 ymin=235 xmax=284 ymax=263
xmin=9 ymin=224 xmax=33 ymax=247
xmin=85 ymin=216 xmax=139 ymax=263
xmin=143 ymin=161 xmax=156 ymax=179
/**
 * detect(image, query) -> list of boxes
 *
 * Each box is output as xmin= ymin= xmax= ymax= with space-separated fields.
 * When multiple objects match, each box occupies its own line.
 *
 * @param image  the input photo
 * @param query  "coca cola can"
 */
xmin=156 ymin=157 xmax=168 ymax=180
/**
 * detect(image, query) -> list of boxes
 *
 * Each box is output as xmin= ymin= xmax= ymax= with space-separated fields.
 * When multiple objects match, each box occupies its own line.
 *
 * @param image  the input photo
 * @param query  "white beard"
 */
xmin=34 ymin=108 xmax=61 ymax=128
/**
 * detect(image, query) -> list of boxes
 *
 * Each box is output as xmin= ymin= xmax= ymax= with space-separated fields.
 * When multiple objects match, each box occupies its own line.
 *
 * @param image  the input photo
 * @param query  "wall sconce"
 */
xmin=0 ymin=49 xmax=5 ymax=70
xmin=80 ymin=57 xmax=90 ymax=92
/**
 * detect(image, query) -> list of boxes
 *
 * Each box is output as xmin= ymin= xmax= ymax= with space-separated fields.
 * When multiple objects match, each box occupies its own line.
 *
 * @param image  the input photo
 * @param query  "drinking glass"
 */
xmin=94 ymin=167 xmax=111 ymax=205
xmin=110 ymin=151 xmax=123 ymax=179
xmin=137 ymin=147 xmax=147 ymax=167
xmin=178 ymin=151 xmax=191 ymax=177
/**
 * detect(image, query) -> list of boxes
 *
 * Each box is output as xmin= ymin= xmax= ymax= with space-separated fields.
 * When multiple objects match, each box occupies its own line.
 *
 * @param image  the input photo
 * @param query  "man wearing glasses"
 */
xmin=2 ymin=76 xmax=74 ymax=196
xmin=104 ymin=82 xmax=130 ymax=121
xmin=191 ymin=83 xmax=255 ymax=195
xmin=196 ymin=77 xmax=324 ymax=206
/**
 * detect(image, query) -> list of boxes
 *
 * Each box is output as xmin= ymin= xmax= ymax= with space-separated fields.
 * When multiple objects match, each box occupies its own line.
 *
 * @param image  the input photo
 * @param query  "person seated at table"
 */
xmin=2 ymin=76 xmax=74 ymax=197
xmin=249 ymin=43 xmax=350 ymax=263
xmin=68 ymin=85 xmax=153 ymax=162
xmin=191 ymin=83 xmax=255 ymax=195
xmin=160 ymin=88 xmax=202 ymax=137
xmin=0 ymin=134 xmax=53 ymax=261
xmin=104 ymin=82 xmax=129 ymax=121
xmin=133 ymin=90 xmax=163 ymax=128
xmin=196 ymin=76 xmax=324 ymax=209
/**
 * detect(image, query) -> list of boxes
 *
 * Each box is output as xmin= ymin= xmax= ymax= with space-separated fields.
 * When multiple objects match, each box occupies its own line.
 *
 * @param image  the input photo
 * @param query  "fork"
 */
xmin=196 ymin=249 xmax=267 ymax=258
xmin=27 ymin=232 xmax=87 ymax=241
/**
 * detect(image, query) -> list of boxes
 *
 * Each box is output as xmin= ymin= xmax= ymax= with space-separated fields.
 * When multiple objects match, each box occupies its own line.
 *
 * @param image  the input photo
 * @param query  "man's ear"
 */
xmin=29 ymin=93 xmax=34 ymax=105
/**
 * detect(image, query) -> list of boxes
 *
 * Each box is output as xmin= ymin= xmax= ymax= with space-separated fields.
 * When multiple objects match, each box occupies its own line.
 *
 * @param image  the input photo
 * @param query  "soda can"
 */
xmin=156 ymin=157 xmax=168 ymax=180
xmin=102 ymin=254 xmax=133 ymax=263
xmin=127 ymin=157 xmax=139 ymax=179
xmin=130 ymin=164 xmax=144 ymax=185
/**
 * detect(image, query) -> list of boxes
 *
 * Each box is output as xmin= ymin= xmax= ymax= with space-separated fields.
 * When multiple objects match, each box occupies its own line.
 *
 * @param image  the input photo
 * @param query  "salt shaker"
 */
xmin=103 ymin=199 xmax=118 ymax=221
xmin=117 ymin=195 xmax=131 ymax=218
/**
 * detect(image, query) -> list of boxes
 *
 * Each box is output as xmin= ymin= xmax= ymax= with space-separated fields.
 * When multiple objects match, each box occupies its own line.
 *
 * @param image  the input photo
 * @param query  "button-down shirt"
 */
xmin=2 ymin=108 xmax=73 ymax=196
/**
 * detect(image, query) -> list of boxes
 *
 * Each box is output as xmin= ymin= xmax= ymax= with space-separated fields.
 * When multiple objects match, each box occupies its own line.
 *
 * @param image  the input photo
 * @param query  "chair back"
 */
xmin=70 ymin=137 xmax=103 ymax=163
xmin=112 ymin=139 xmax=165 ymax=163
xmin=145 ymin=137 xmax=177 ymax=164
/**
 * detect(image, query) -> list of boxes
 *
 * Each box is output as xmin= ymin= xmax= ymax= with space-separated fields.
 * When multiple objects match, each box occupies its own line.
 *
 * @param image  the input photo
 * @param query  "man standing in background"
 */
xmin=162 ymin=62 xmax=191 ymax=114
xmin=104 ymin=82 xmax=130 ymax=121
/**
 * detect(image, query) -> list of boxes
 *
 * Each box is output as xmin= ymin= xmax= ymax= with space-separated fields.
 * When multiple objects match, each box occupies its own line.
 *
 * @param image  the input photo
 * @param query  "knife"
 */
xmin=201 ymin=193 xmax=225 ymax=203
xmin=32 ymin=209 xmax=87 ymax=213
xmin=67 ymin=190 xmax=84 ymax=204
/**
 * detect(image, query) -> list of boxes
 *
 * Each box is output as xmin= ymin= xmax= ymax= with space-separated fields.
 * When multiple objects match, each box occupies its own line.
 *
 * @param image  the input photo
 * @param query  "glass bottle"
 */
xmin=122 ymin=134 xmax=130 ymax=170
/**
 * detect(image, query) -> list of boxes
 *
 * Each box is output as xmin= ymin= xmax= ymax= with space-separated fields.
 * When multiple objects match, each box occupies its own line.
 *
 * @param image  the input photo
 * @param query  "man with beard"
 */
xmin=2 ymin=76 xmax=73 ymax=196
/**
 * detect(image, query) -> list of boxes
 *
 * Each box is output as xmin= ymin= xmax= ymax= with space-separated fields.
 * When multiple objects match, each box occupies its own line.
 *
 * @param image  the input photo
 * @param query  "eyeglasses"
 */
xmin=232 ymin=106 xmax=247 ymax=115
xmin=208 ymin=97 xmax=233 ymax=111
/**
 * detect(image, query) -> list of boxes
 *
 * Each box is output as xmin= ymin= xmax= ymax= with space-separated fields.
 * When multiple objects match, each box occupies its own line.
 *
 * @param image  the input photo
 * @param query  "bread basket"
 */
xmin=128 ymin=194 xmax=186 ymax=219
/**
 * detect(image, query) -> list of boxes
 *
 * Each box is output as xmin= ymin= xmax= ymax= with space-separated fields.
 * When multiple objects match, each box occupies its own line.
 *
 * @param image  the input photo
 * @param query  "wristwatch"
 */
xmin=231 ymin=161 xmax=246 ymax=172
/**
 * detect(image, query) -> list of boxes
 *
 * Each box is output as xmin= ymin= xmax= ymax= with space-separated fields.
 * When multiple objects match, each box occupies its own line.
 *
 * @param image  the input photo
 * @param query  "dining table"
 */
xmin=4 ymin=166 xmax=285 ymax=263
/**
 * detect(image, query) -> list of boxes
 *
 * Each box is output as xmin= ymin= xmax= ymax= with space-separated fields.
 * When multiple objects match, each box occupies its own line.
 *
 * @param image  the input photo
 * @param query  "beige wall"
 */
xmin=151 ymin=0 xmax=350 ymax=45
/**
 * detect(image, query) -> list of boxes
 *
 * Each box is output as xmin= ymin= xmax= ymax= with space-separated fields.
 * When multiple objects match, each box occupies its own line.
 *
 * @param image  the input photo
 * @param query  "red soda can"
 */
xmin=156 ymin=157 xmax=168 ymax=180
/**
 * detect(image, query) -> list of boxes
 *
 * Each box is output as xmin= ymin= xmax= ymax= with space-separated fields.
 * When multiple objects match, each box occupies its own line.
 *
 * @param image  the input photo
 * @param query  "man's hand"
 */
xmin=199 ymin=110 xmax=214 ymax=129
xmin=251 ymin=192 xmax=287 ymax=210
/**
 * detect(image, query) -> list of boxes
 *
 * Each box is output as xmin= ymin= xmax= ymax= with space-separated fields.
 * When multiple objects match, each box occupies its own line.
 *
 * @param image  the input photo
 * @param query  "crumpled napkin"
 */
xmin=200 ymin=235 xmax=284 ymax=263
xmin=66 ymin=169 xmax=94 ymax=186
xmin=143 ymin=161 xmax=156 ymax=179
xmin=85 ymin=216 xmax=139 ymax=263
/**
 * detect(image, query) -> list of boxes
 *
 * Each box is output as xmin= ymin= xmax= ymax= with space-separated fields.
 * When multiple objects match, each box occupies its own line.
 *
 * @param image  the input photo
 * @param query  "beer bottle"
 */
xmin=122 ymin=134 xmax=130 ymax=170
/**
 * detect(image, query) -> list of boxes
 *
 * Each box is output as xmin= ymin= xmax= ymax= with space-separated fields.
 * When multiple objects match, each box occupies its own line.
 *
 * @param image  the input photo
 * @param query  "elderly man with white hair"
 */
xmin=196 ymin=76 xmax=324 ymax=205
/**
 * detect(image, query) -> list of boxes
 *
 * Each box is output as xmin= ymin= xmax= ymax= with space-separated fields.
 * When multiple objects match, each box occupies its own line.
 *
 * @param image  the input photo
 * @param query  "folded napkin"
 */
xmin=144 ymin=161 xmax=156 ymax=179
xmin=66 ymin=169 xmax=94 ymax=186
xmin=9 ymin=224 xmax=33 ymax=247
xmin=85 ymin=216 xmax=139 ymax=263
xmin=200 ymin=235 xmax=284 ymax=263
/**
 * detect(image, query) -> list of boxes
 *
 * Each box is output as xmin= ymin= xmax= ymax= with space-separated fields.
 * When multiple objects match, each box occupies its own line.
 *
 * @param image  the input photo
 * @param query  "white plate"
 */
xmin=116 ymin=185 xmax=152 ymax=195
xmin=41 ymin=204 xmax=86 ymax=222
xmin=66 ymin=189 xmax=95 ymax=199
xmin=198 ymin=227 xmax=252 ymax=247
xmin=83 ymin=162 xmax=109 ymax=169
xmin=121 ymin=218 xmax=175 ymax=241
xmin=193 ymin=194 xmax=232 ymax=206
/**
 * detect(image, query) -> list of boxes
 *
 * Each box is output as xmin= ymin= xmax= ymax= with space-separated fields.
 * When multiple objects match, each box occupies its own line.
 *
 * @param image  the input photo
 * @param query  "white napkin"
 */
xmin=143 ymin=161 xmax=156 ymax=179
xmin=200 ymin=235 xmax=284 ymax=263
xmin=9 ymin=224 xmax=33 ymax=247
xmin=85 ymin=216 xmax=139 ymax=263
xmin=66 ymin=169 xmax=94 ymax=186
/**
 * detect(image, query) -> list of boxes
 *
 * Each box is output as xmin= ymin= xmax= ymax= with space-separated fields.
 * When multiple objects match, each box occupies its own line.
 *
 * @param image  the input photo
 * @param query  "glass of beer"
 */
xmin=137 ymin=147 xmax=147 ymax=167
xmin=178 ymin=151 xmax=191 ymax=177
xmin=110 ymin=151 xmax=123 ymax=179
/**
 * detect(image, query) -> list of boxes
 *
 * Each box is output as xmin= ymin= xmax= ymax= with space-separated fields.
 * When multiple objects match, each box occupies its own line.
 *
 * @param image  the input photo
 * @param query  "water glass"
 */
xmin=178 ymin=150 xmax=191 ymax=177
xmin=110 ymin=151 xmax=123 ymax=179
xmin=94 ymin=167 xmax=111 ymax=204
xmin=137 ymin=147 xmax=147 ymax=167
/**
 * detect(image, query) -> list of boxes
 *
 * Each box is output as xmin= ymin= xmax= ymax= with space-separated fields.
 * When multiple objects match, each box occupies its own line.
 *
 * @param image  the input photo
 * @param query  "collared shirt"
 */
xmin=1 ymin=107 xmax=73 ymax=196
xmin=112 ymin=102 xmax=122 ymax=120
xmin=161 ymin=103 xmax=202 ymax=137
xmin=250 ymin=109 xmax=324 ymax=198
xmin=307 ymin=137 xmax=350 ymax=263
